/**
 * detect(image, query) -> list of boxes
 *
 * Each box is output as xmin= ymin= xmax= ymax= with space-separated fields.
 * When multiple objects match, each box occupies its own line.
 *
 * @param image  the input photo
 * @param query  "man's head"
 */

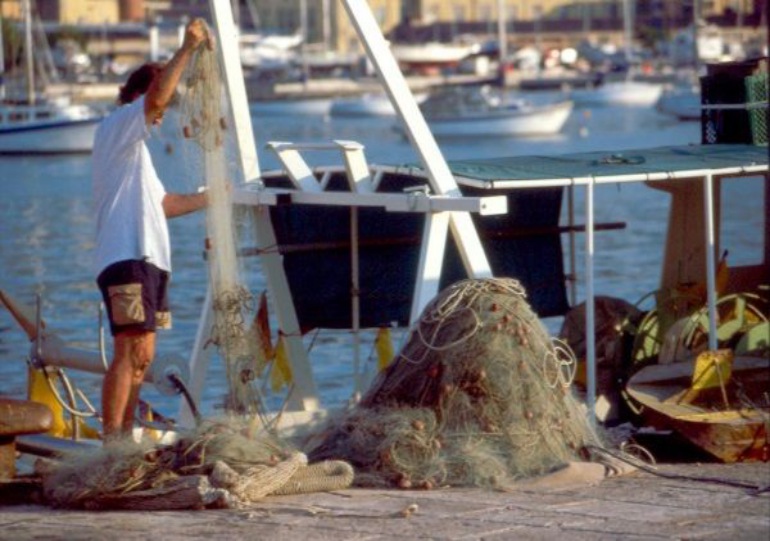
xmin=118 ymin=62 xmax=164 ymax=105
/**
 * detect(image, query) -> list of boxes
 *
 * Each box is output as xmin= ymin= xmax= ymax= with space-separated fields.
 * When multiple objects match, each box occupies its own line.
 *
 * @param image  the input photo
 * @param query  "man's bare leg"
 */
xmin=102 ymin=330 xmax=156 ymax=440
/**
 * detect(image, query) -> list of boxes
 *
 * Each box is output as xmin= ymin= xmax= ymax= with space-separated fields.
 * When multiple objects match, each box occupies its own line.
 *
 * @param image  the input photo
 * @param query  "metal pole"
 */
xmin=322 ymin=0 xmax=331 ymax=53
xmin=703 ymin=173 xmax=719 ymax=350
xmin=568 ymin=184 xmax=576 ymax=306
xmin=496 ymin=0 xmax=507 ymax=71
xmin=300 ymin=0 xmax=309 ymax=82
xmin=0 ymin=9 xmax=5 ymax=101
xmin=350 ymin=207 xmax=361 ymax=396
xmin=622 ymin=0 xmax=633 ymax=62
xmin=23 ymin=0 xmax=34 ymax=104
xmin=585 ymin=179 xmax=596 ymax=424
xmin=692 ymin=0 xmax=700 ymax=72
xmin=149 ymin=18 xmax=159 ymax=62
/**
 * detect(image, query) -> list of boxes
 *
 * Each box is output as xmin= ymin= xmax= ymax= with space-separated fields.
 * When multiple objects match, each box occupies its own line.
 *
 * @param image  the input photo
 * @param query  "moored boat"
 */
xmin=657 ymin=85 xmax=701 ymax=120
xmin=570 ymin=79 xmax=664 ymax=107
xmin=0 ymin=0 xmax=105 ymax=154
xmin=406 ymin=85 xmax=573 ymax=137
xmin=625 ymin=353 xmax=769 ymax=462
xmin=0 ymin=98 xmax=104 ymax=154
xmin=330 ymin=91 xmax=427 ymax=117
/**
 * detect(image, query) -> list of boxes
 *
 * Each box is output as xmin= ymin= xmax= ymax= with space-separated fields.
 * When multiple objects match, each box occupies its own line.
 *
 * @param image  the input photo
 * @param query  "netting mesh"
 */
xmin=177 ymin=41 xmax=266 ymax=415
xmin=42 ymin=418 xmax=353 ymax=509
xmin=308 ymin=278 xmax=603 ymax=489
xmin=745 ymin=72 xmax=768 ymax=146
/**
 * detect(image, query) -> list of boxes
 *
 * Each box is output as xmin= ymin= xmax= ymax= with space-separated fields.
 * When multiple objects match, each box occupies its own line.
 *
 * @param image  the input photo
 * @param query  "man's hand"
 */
xmin=183 ymin=18 xmax=214 ymax=52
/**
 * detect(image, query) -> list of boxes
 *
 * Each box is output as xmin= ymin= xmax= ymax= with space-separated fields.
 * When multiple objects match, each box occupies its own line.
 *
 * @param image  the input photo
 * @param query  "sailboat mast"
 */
xmin=299 ymin=0 xmax=309 ymax=82
xmin=0 ymin=10 xmax=5 ymax=100
xmin=621 ymin=0 xmax=633 ymax=62
xmin=23 ymin=0 xmax=34 ymax=104
xmin=496 ymin=0 xmax=507 ymax=72
xmin=692 ymin=0 xmax=701 ymax=74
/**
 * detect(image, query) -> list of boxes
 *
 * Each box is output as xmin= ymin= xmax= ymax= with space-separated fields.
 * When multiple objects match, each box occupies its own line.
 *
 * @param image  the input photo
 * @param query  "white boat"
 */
xmin=0 ymin=97 xmax=105 ymax=154
xmin=570 ymin=80 xmax=664 ymax=107
xmin=0 ymin=0 xmax=104 ymax=154
xmin=390 ymin=41 xmax=478 ymax=72
xmin=249 ymin=96 xmax=333 ymax=116
xmin=413 ymin=86 xmax=573 ymax=137
xmin=657 ymin=85 xmax=701 ymax=121
xmin=570 ymin=0 xmax=663 ymax=108
xmin=330 ymin=91 xmax=427 ymax=117
xmin=239 ymin=32 xmax=302 ymax=71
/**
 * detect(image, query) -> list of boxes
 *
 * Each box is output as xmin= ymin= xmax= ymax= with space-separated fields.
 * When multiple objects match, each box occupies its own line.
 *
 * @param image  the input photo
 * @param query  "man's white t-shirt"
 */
xmin=92 ymin=96 xmax=171 ymax=275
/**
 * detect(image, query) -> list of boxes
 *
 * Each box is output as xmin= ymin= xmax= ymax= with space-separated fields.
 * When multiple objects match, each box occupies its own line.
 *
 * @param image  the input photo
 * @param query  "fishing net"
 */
xmin=42 ymin=417 xmax=354 ymax=510
xmin=37 ymin=29 xmax=360 ymax=511
xmin=308 ymin=277 xmax=603 ymax=489
xmin=176 ymin=36 xmax=267 ymax=415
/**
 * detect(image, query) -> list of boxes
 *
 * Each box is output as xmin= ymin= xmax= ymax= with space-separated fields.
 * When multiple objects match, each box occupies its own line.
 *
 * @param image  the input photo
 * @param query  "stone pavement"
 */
xmin=0 ymin=462 xmax=768 ymax=540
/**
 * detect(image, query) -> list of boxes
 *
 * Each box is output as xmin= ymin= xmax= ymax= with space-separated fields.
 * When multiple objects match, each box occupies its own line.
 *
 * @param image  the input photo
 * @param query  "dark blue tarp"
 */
xmin=268 ymin=170 xmax=567 ymax=330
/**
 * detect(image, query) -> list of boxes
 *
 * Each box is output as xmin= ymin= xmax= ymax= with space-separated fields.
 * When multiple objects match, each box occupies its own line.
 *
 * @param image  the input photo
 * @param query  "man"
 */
xmin=92 ymin=18 xmax=212 ymax=440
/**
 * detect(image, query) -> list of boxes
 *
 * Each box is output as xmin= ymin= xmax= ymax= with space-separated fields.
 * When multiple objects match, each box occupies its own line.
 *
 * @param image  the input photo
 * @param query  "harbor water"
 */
xmin=0 ymin=97 xmax=739 ymax=423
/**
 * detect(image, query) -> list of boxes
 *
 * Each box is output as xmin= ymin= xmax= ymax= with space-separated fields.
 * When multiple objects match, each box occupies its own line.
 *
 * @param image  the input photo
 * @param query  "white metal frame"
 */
xmin=181 ymin=0 xmax=505 ymax=423
xmin=182 ymin=0 xmax=769 ymax=427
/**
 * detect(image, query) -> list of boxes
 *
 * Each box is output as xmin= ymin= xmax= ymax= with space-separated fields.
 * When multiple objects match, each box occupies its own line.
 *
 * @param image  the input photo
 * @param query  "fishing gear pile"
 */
xmin=42 ymin=418 xmax=353 ymax=510
xmin=308 ymin=278 xmax=603 ymax=489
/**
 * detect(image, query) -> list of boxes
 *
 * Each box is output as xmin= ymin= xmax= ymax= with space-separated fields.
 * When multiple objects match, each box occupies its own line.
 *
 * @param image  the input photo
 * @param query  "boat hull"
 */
xmin=0 ymin=117 xmax=101 ymax=155
xmin=330 ymin=94 xmax=396 ymax=117
xmin=425 ymin=100 xmax=573 ymax=137
xmin=657 ymin=88 xmax=701 ymax=121
xmin=249 ymin=97 xmax=332 ymax=116
xmin=626 ymin=356 xmax=770 ymax=462
xmin=571 ymin=81 xmax=663 ymax=106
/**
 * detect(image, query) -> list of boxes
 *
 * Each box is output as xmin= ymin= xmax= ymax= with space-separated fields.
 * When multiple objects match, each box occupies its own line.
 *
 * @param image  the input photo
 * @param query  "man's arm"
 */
xmin=162 ymin=192 xmax=208 ymax=218
xmin=144 ymin=18 xmax=212 ymax=125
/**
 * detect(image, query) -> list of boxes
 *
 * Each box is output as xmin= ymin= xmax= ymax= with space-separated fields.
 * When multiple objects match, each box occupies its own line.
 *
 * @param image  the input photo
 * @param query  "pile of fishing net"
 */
xmin=308 ymin=277 xmax=604 ymax=490
xmin=42 ymin=417 xmax=354 ymax=510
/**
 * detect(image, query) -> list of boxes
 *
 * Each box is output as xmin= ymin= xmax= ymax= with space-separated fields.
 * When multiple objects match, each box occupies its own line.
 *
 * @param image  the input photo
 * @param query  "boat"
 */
xmin=517 ymin=69 xmax=603 ymax=92
xmin=625 ymin=352 xmax=769 ymax=462
xmin=655 ymin=6 xmax=709 ymax=123
xmin=0 ymin=0 xmax=104 ymax=154
xmin=657 ymin=84 xmax=701 ymax=121
xmin=329 ymin=92 xmax=399 ymax=117
xmin=410 ymin=85 xmax=573 ymax=137
xmin=0 ymin=97 xmax=105 ymax=155
xmin=568 ymin=0 xmax=663 ymax=107
xmin=569 ymin=79 xmax=663 ymax=107
xmin=239 ymin=31 xmax=302 ymax=71
xmin=0 ymin=0 xmax=768 ymax=488
xmin=390 ymin=41 xmax=479 ymax=74
xmin=249 ymin=95 xmax=334 ymax=116
xmin=0 ymin=6 xmax=108 ymax=153
xmin=329 ymin=91 xmax=428 ymax=117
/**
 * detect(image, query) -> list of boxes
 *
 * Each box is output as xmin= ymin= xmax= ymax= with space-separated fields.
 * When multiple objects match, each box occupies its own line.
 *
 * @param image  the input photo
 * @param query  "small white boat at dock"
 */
xmin=570 ymin=79 xmax=664 ymax=107
xmin=412 ymin=85 xmax=573 ymax=137
xmin=0 ymin=0 xmax=104 ymax=154
xmin=0 ymin=97 xmax=104 ymax=154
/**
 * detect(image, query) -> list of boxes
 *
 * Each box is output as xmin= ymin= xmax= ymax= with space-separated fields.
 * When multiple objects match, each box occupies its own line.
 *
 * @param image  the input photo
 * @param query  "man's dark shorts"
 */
xmin=97 ymin=259 xmax=172 ymax=336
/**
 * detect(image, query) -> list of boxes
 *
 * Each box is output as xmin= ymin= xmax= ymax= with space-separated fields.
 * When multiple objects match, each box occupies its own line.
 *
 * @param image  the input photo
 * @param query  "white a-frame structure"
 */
xmin=181 ymin=0 xmax=506 ymax=424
